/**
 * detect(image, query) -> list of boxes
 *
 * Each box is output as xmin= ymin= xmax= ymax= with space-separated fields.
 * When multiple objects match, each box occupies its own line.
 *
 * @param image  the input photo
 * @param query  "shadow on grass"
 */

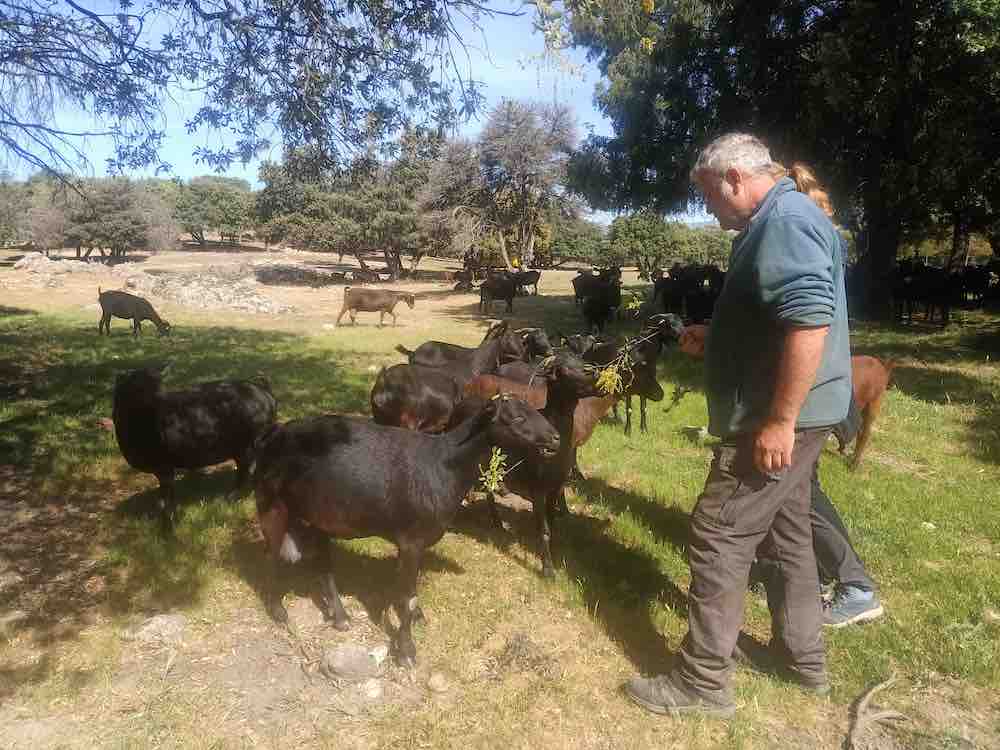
xmin=850 ymin=315 xmax=1000 ymax=466
xmin=231 ymin=532 xmax=465 ymax=632
xmin=0 ymin=312 xmax=378 ymax=656
xmin=451 ymin=493 xmax=686 ymax=675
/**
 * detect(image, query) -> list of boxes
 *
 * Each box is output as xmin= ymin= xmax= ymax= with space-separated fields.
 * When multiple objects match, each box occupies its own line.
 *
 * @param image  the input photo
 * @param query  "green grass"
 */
xmin=1 ymin=298 xmax=999 ymax=748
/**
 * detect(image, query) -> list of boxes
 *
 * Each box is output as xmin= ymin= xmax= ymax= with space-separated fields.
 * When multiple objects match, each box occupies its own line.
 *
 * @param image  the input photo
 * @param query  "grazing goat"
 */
xmin=335 ymin=287 xmax=415 ymax=327
xmin=372 ymin=322 xmax=511 ymax=431
xmin=479 ymin=272 xmax=517 ymax=313
xmin=835 ymin=355 xmax=897 ymax=469
xmin=112 ymin=365 xmax=276 ymax=531
xmin=98 ymin=288 xmax=171 ymax=337
xmin=395 ymin=322 xmax=526 ymax=367
xmin=252 ymin=396 xmax=559 ymax=666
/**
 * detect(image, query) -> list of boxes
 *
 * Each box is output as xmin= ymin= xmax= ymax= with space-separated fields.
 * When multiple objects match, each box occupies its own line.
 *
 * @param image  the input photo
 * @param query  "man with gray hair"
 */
xmin=625 ymin=132 xmax=851 ymax=717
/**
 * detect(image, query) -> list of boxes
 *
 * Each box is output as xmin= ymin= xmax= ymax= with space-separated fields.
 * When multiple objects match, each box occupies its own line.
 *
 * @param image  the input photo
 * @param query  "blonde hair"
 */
xmin=766 ymin=161 xmax=834 ymax=218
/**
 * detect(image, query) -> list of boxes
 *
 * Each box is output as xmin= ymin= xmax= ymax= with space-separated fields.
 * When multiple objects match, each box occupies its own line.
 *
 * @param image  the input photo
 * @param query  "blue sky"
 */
xmin=4 ymin=2 xmax=708 ymax=223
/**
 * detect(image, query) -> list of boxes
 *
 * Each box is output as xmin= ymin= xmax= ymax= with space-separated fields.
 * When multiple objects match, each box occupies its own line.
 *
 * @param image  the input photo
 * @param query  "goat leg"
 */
xmin=156 ymin=471 xmax=177 ymax=535
xmin=639 ymin=395 xmax=648 ymax=433
xmin=266 ymin=558 xmax=289 ymax=625
xmin=320 ymin=538 xmax=351 ymax=631
xmin=536 ymin=497 xmax=556 ymax=578
xmin=394 ymin=545 xmax=424 ymax=667
xmin=624 ymin=395 xmax=633 ymax=436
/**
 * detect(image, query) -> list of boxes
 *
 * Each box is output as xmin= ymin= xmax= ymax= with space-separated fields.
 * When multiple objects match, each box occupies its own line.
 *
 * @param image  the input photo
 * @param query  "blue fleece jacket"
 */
xmin=705 ymin=177 xmax=852 ymax=438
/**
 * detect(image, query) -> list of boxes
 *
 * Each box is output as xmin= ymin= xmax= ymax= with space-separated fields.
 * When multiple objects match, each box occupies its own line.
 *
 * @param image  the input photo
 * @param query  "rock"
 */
xmin=360 ymin=678 xmax=383 ymax=701
xmin=427 ymin=672 xmax=449 ymax=693
xmin=254 ymin=263 xmax=347 ymax=287
xmin=921 ymin=521 xmax=937 ymax=531
xmin=983 ymin=608 xmax=1000 ymax=626
xmin=321 ymin=644 xmax=384 ymax=681
xmin=322 ymin=323 xmax=336 ymax=330
xmin=122 ymin=614 xmax=187 ymax=646
xmin=369 ymin=644 xmax=390 ymax=666
xmin=0 ymin=571 xmax=25 ymax=592
xmin=0 ymin=609 xmax=29 ymax=634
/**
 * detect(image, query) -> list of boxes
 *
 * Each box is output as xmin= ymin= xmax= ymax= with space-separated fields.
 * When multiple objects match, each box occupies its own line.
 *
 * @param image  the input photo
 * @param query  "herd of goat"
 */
xmin=94 ymin=255 xmax=957 ymax=665
xmin=107 ymin=285 xmax=686 ymax=664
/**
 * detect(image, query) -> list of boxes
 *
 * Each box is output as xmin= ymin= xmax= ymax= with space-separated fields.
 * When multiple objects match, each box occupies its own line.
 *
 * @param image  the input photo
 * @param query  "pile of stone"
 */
xmin=120 ymin=268 xmax=295 ymax=315
xmin=253 ymin=262 xmax=349 ymax=287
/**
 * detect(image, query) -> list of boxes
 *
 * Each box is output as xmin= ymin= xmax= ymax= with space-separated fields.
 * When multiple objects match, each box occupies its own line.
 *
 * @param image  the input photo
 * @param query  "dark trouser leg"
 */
xmin=761 ymin=463 xmax=826 ymax=683
xmin=810 ymin=470 xmax=876 ymax=591
xmin=676 ymin=429 xmax=828 ymax=697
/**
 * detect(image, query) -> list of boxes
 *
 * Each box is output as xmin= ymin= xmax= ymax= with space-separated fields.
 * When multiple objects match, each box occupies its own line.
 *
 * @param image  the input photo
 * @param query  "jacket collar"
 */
xmin=735 ymin=177 xmax=796 ymax=240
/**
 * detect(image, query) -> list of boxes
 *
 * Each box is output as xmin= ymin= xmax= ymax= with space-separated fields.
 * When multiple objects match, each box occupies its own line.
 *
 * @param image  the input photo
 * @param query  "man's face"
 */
xmin=694 ymin=169 xmax=753 ymax=231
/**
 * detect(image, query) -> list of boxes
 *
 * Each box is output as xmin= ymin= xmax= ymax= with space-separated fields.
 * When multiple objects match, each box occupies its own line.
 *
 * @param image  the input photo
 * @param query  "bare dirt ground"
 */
xmin=1 ymin=248 xmax=997 ymax=750
xmin=0 ymin=246 xmax=607 ymax=338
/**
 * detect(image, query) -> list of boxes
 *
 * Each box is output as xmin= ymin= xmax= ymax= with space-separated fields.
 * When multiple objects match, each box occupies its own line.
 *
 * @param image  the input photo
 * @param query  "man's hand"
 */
xmin=753 ymin=418 xmax=795 ymax=474
xmin=679 ymin=324 xmax=708 ymax=358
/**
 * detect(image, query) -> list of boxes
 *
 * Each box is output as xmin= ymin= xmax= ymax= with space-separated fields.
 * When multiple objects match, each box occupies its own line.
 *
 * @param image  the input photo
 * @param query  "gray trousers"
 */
xmin=677 ymin=429 xmax=829 ymax=697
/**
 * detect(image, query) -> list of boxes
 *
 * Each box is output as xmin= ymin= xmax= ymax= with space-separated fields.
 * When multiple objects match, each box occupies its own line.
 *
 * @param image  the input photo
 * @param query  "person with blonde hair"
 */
xmin=625 ymin=133 xmax=851 ymax=718
xmin=761 ymin=162 xmax=884 ymax=628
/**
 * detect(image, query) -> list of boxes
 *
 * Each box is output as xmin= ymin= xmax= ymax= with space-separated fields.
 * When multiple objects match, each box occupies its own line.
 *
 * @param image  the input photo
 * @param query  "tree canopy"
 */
xmin=550 ymin=0 xmax=1000 ymax=310
xmin=1 ymin=0 xmax=501 ymax=178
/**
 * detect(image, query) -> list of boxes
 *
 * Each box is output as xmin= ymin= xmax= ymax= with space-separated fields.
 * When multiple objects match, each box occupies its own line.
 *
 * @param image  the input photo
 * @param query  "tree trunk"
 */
xmin=523 ymin=230 xmax=536 ymax=268
xmin=988 ymin=222 xmax=1000 ymax=257
xmin=948 ymin=208 xmax=972 ymax=271
xmin=859 ymin=195 xmax=902 ymax=320
xmin=383 ymin=248 xmax=402 ymax=281
xmin=498 ymin=232 xmax=514 ymax=271
xmin=192 ymin=229 xmax=206 ymax=247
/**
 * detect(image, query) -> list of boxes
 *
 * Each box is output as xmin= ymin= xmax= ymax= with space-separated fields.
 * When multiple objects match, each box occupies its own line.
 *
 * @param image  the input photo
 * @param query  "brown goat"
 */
xmin=841 ymin=355 xmax=897 ymax=469
xmin=335 ymin=287 xmax=415 ymax=327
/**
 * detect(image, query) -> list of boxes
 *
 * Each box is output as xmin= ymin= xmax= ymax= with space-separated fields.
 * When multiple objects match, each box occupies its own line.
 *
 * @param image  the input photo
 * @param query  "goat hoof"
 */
xmin=267 ymin=602 xmax=289 ymax=625
xmin=395 ymin=643 xmax=417 ymax=668
xmin=331 ymin=616 xmax=351 ymax=632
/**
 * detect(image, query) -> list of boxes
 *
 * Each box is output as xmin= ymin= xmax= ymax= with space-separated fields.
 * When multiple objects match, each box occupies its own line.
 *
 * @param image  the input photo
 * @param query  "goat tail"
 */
xmin=395 ymin=344 xmax=414 ymax=358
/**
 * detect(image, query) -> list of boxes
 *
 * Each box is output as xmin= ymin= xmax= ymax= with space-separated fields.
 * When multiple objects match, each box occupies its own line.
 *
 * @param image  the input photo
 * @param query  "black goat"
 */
xmin=98 ymin=288 xmax=171 ymax=337
xmin=394 ymin=321 xmax=526 ymax=367
xmin=112 ymin=365 xmax=277 ymax=531
xmin=515 ymin=327 xmax=554 ymax=359
xmin=450 ymin=354 xmax=601 ymax=577
xmin=579 ymin=314 xmax=684 ymax=434
xmin=335 ymin=287 xmax=415 ymax=327
xmin=480 ymin=272 xmax=517 ymax=313
xmin=514 ymin=269 xmax=541 ymax=296
xmin=572 ymin=266 xmax=621 ymax=305
xmin=373 ymin=322 xmax=511 ymax=431
xmin=252 ymin=396 xmax=559 ymax=666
